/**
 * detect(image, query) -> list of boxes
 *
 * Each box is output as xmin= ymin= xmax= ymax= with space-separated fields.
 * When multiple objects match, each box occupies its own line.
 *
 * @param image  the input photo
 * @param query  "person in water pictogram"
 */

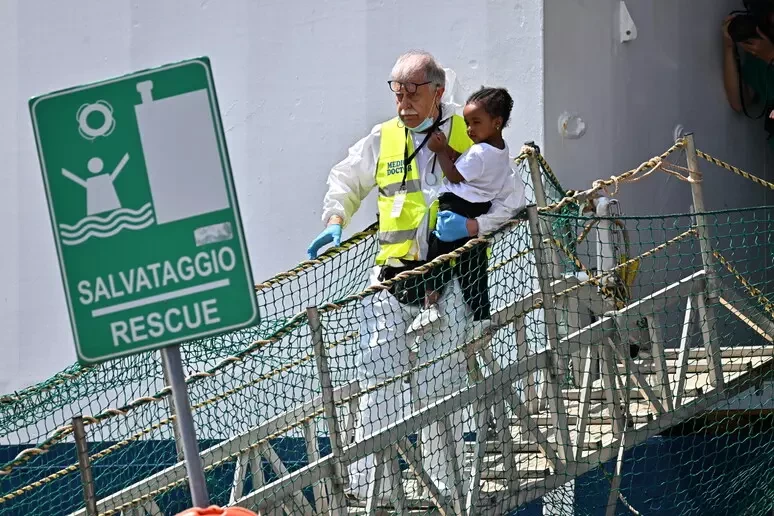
xmin=62 ymin=154 xmax=129 ymax=215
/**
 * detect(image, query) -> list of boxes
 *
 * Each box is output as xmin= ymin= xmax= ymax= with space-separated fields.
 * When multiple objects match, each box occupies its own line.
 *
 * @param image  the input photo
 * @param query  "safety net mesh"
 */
xmin=1 ymin=140 xmax=774 ymax=516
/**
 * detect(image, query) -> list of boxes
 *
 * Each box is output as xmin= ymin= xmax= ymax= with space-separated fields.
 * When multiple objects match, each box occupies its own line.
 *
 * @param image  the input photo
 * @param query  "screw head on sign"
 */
xmin=175 ymin=507 xmax=258 ymax=516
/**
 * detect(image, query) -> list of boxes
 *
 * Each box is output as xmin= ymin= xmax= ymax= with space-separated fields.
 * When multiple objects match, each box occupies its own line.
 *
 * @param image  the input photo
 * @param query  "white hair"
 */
xmin=390 ymin=50 xmax=446 ymax=87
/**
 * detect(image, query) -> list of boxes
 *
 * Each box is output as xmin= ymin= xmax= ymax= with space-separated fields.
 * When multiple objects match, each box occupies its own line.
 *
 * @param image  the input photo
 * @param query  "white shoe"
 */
xmin=407 ymin=338 xmax=420 ymax=358
xmin=466 ymin=320 xmax=493 ymax=342
xmin=406 ymin=304 xmax=443 ymax=336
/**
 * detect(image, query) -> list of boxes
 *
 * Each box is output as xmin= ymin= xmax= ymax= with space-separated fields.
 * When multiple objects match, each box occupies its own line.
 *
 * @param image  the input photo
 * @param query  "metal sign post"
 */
xmin=162 ymin=345 xmax=210 ymax=507
xmin=72 ymin=416 xmax=98 ymax=516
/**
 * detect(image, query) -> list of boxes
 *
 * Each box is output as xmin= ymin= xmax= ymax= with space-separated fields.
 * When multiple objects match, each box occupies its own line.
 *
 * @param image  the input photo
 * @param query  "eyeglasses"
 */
xmin=387 ymin=80 xmax=432 ymax=94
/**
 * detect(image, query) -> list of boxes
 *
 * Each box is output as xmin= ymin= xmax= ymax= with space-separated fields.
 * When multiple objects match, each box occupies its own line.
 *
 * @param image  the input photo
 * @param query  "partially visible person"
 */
xmin=722 ymin=9 xmax=774 ymax=148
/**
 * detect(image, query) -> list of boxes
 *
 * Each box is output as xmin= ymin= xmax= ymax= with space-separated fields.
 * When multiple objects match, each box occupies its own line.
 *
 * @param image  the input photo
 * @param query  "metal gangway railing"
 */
xmin=67 ymin=135 xmax=774 ymax=516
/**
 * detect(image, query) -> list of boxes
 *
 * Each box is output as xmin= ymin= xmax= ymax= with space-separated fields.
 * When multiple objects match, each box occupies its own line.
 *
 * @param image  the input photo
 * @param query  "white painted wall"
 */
xmin=544 ymin=0 xmax=774 ymax=213
xmin=0 ymin=0 xmax=544 ymax=392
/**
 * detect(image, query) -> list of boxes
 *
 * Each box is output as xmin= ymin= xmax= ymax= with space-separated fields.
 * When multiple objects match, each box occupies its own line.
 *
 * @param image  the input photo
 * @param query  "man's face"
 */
xmin=392 ymin=70 xmax=444 ymax=128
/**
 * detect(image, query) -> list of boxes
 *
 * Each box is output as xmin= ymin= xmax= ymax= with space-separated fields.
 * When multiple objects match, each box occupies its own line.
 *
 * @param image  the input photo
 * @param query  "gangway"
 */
xmin=46 ymin=135 xmax=774 ymax=515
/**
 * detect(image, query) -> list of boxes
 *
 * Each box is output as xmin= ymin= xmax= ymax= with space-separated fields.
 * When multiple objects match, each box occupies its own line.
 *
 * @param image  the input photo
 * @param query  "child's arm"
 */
xmin=446 ymin=147 xmax=461 ymax=162
xmin=435 ymin=149 xmax=466 ymax=183
xmin=428 ymin=132 xmax=465 ymax=183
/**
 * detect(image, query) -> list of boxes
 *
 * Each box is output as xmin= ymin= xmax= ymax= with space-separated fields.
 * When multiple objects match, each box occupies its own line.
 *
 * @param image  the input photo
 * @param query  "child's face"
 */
xmin=463 ymin=102 xmax=501 ymax=144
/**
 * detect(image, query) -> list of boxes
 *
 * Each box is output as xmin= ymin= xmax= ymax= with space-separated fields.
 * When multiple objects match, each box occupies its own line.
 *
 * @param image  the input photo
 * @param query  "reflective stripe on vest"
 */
xmin=374 ymin=115 xmax=473 ymax=264
xmin=378 ymin=179 xmax=422 ymax=197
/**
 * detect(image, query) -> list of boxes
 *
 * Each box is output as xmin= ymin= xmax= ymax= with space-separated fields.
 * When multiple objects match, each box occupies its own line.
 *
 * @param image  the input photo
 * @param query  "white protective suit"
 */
xmin=321 ymin=79 xmax=525 ymax=500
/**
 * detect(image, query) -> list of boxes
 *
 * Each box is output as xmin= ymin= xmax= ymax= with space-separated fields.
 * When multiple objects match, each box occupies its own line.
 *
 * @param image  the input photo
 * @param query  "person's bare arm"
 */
xmin=446 ymin=147 xmax=461 ymax=162
xmin=725 ymin=49 xmax=746 ymax=112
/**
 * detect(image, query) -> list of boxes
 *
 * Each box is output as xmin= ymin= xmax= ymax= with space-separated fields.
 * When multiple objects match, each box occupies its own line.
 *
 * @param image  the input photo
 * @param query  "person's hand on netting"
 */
xmin=739 ymin=27 xmax=774 ymax=62
xmin=307 ymin=222 xmax=342 ymax=259
xmin=434 ymin=211 xmax=477 ymax=242
xmin=427 ymin=130 xmax=448 ymax=154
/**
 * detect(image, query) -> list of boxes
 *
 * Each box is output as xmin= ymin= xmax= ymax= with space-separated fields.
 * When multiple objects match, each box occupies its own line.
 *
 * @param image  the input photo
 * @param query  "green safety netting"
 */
xmin=1 ymin=141 xmax=773 ymax=516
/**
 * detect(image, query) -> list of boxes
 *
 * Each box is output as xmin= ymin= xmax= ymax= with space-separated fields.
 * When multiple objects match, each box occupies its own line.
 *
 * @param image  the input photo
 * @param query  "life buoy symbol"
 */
xmin=77 ymin=101 xmax=115 ymax=140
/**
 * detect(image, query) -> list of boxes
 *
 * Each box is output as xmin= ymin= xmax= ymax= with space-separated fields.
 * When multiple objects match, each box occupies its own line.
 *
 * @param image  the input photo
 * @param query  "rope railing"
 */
xmin=548 ymin=227 xmax=698 ymax=302
xmin=0 ymin=152 xmax=531 ymax=413
xmin=247 ymin=143 xmax=553 ymax=294
xmin=696 ymin=149 xmax=774 ymax=192
xmin=107 ymin=293 xmax=548 ymax=516
xmin=0 ymin=140 xmax=717 ymax=477
xmin=0 ymin=331 xmax=357 ymax=499
xmin=541 ymin=138 xmax=687 ymax=213
xmin=254 ymin=223 xmax=378 ymax=292
xmin=0 ymin=138 xmax=717 ymax=413
xmin=0 ymin=139 xmax=633 ymax=414
xmin=0 ymin=222 xmax=511 ymax=477
xmin=4 ymin=136 xmax=774 ymax=516
xmin=0 ymin=366 xmax=97 ymax=406
xmin=713 ymin=249 xmax=774 ymax=319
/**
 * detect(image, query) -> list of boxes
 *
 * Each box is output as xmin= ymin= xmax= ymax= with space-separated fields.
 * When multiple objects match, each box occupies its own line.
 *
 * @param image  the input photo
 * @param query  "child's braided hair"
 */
xmin=466 ymin=87 xmax=514 ymax=128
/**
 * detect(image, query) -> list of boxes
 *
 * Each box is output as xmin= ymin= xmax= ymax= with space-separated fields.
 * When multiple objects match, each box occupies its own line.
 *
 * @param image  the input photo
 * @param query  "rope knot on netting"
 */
xmin=520 ymin=144 xmax=537 ymax=156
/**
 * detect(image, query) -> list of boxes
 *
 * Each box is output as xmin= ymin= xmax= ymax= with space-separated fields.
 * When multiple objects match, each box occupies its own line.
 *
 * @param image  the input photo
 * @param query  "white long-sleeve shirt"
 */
xmin=322 ymin=102 xmax=526 ymax=263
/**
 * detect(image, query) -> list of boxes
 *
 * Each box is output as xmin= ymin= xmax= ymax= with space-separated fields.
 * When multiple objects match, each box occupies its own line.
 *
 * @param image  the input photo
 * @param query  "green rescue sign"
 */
xmin=29 ymin=57 xmax=259 ymax=364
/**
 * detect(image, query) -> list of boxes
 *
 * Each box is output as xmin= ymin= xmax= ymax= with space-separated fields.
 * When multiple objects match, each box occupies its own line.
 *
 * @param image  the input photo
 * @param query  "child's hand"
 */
xmin=427 ymin=131 xmax=448 ymax=153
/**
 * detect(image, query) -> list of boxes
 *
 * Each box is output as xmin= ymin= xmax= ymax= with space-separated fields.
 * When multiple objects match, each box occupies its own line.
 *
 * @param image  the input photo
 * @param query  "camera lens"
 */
xmin=729 ymin=14 xmax=761 ymax=42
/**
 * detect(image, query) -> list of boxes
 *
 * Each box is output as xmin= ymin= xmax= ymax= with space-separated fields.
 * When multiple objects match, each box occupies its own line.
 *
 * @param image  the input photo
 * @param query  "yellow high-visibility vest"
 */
xmin=374 ymin=115 xmax=473 ymax=264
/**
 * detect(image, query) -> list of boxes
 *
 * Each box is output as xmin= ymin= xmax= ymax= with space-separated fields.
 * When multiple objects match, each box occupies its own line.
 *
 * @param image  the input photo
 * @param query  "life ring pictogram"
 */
xmin=77 ymin=100 xmax=115 ymax=140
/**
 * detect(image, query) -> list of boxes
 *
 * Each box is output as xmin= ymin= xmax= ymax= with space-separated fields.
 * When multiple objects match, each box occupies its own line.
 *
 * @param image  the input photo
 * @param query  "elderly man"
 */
xmin=307 ymin=50 xmax=522 ymax=502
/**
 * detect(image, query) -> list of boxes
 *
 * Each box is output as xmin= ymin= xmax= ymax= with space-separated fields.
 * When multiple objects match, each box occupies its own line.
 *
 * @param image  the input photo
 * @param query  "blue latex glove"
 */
xmin=433 ymin=211 xmax=473 ymax=242
xmin=307 ymin=224 xmax=342 ymax=259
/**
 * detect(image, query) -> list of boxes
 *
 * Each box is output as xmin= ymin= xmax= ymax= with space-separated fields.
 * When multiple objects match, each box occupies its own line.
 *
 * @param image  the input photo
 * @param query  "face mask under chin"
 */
xmin=408 ymin=116 xmax=435 ymax=133
xmin=406 ymin=94 xmax=440 ymax=133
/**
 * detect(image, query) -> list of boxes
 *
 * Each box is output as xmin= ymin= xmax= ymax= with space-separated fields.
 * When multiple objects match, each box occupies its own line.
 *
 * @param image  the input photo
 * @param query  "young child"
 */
xmin=408 ymin=87 xmax=515 ymax=339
